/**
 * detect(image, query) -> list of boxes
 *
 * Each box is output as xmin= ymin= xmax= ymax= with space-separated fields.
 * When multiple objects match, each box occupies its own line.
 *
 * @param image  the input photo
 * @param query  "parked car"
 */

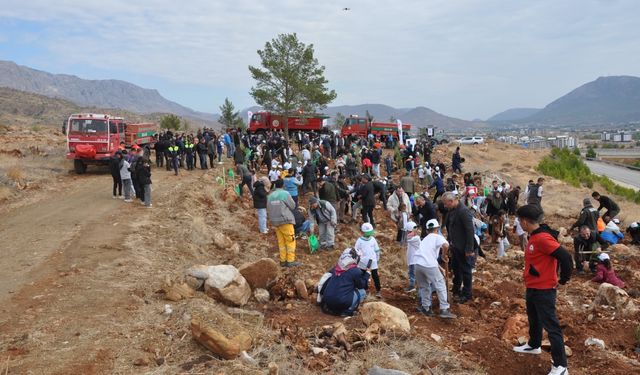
xmin=457 ymin=136 xmax=484 ymax=145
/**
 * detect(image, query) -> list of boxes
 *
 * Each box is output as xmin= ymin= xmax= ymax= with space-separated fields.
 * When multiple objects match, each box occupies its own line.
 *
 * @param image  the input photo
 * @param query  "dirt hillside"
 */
xmin=1 ymin=128 xmax=639 ymax=374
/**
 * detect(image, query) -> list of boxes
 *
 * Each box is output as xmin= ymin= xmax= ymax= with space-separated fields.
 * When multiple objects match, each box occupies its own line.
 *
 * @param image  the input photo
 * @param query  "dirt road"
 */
xmin=0 ymin=167 xmax=209 ymax=374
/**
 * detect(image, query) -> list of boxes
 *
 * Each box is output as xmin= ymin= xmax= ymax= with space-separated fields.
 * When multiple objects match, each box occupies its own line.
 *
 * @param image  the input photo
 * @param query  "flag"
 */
xmin=396 ymin=119 xmax=404 ymax=145
xmin=247 ymin=111 xmax=253 ymax=124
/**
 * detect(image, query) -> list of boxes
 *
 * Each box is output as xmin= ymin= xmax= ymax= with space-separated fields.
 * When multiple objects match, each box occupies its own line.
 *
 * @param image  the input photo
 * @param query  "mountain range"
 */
xmin=0 ymin=60 xmax=216 ymax=123
xmin=488 ymin=76 xmax=640 ymax=126
xmin=2 ymin=60 xmax=640 ymax=129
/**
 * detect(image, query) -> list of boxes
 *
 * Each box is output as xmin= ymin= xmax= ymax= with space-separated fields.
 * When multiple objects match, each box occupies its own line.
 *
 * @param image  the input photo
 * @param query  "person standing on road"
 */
xmin=267 ymin=179 xmax=300 ymax=267
xmin=513 ymin=204 xmax=572 ymax=375
xmin=139 ymin=157 xmax=152 ymax=208
xmin=591 ymin=191 xmax=620 ymax=219
xmin=110 ymin=151 xmax=123 ymax=199
xmin=119 ymin=150 xmax=134 ymax=202
xmin=442 ymin=192 xmax=475 ymax=304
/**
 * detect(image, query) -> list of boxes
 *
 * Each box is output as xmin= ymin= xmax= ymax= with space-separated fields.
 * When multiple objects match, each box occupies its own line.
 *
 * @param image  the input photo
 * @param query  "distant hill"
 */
xmin=487 ymin=108 xmax=541 ymax=122
xmin=524 ymin=76 xmax=640 ymax=125
xmin=0 ymin=60 xmax=217 ymax=122
xmin=0 ymin=87 xmax=218 ymax=128
xmin=243 ymin=104 xmax=486 ymax=130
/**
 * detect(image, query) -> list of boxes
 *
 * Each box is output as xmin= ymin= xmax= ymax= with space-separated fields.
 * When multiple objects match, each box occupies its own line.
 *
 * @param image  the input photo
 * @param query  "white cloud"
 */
xmin=1 ymin=0 xmax=640 ymax=118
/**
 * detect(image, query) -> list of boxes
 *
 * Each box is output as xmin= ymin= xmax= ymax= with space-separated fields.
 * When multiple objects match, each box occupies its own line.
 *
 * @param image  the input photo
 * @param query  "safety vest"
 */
xmin=168 ymin=145 xmax=179 ymax=154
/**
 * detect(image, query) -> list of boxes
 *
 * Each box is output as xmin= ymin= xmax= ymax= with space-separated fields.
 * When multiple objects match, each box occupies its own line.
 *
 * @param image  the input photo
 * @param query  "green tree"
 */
xmin=219 ymin=97 xmax=244 ymax=129
xmin=333 ymin=112 xmax=346 ymax=130
xmin=249 ymin=33 xmax=337 ymax=139
xmin=160 ymin=114 xmax=181 ymax=131
xmin=586 ymin=146 xmax=597 ymax=158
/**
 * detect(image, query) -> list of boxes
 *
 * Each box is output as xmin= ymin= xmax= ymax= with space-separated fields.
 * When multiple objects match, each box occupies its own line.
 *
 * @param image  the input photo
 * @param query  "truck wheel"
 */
xmin=74 ymin=160 xmax=87 ymax=174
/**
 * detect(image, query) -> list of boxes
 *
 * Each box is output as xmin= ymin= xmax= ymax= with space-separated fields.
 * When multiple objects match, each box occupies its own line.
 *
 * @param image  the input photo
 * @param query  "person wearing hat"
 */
xmin=355 ymin=223 xmax=382 ymax=298
xmin=570 ymin=198 xmax=599 ymax=232
xmin=600 ymin=215 xmax=624 ymax=245
xmin=309 ymin=196 xmax=337 ymax=250
xmin=591 ymin=253 xmax=625 ymax=288
xmin=268 ymin=164 xmax=280 ymax=183
xmin=320 ymin=248 xmax=370 ymax=317
xmin=411 ymin=218 xmax=456 ymax=319
xmin=513 ymin=204 xmax=572 ymax=375
xmin=404 ymin=155 xmax=414 ymax=173
xmin=404 ymin=221 xmax=420 ymax=293
xmin=429 ymin=170 xmax=445 ymax=203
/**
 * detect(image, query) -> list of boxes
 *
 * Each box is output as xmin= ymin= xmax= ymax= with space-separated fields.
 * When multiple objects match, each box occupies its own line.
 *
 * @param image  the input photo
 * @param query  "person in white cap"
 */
xmin=355 ymin=223 xmax=382 ymax=298
xmin=411 ymin=218 xmax=456 ymax=319
xmin=404 ymin=221 xmax=420 ymax=293
xmin=591 ymin=252 xmax=625 ymax=288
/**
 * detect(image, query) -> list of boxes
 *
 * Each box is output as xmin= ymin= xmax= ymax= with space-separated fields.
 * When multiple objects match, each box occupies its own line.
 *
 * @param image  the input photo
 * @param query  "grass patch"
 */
xmin=537 ymin=147 xmax=640 ymax=204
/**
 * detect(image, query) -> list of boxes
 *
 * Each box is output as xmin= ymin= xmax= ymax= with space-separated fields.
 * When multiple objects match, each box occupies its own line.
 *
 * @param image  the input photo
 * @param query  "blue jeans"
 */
xmin=408 ymin=265 xmax=415 ymax=288
xmin=347 ymin=289 xmax=367 ymax=314
xmin=257 ymin=208 xmax=267 ymax=233
xmin=296 ymin=219 xmax=312 ymax=235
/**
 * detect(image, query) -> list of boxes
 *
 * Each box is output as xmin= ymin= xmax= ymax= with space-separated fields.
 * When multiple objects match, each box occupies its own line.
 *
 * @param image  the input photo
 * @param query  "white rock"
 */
xmin=430 ymin=333 xmax=442 ymax=343
xmin=163 ymin=304 xmax=173 ymax=315
xmin=204 ymin=265 xmax=251 ymax=307
xmin=253 ymin=288 xmax=270 ymax=303
xmin=584 ymin=337 xmax=605 ymax=349
xmin=311 ymin=347 xmax=328 ymax=356
xmin=360 ymin=302 xmax=410 ymax=334
xmin=186 ymin=265 xmax=210 ymax=280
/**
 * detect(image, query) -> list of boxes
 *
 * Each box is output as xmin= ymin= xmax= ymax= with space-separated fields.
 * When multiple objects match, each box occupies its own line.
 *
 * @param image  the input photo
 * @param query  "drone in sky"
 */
xmin=343 ymin=7 xmax=350 ymax=11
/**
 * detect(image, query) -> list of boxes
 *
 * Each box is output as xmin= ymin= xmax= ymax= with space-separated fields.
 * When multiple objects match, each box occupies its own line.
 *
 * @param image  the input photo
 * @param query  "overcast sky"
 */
xmin=1 ymin=0 xmax=639 ymax=120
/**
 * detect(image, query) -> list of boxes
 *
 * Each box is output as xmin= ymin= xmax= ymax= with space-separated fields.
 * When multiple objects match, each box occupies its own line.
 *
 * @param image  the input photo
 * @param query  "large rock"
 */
xmin=186 ymin=265 xmax=210 ymax=280
xmin=204 ymin=265 xmax=251 ymax=307
xmin=368 ymin=366 xmax=410 ymax=375
xmin=501 ymin=314 xmax=529 ymax=342
xmin=212 ymin=232 xmax=233 ymax=249
xmin=610 ymin=243 xmax=631 ymax=254
xmin=360 ymin=302 xmax=410 ymax=334
xmin=594 ymin=283 xmax=638 ymax=317
xmin=191 ymin=318 xmax=252 ymax=359
xmin=238 ymin=258 xmax=280 ymax=289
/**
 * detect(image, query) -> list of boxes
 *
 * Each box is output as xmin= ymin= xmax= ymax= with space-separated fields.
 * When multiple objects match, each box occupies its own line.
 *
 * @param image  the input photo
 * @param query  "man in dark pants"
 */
xmin=236 ymin=164 xmax=254 ymax=197
xmin=359 ymin=174 xmax=376 ymax=228
xmin=442 ymin=192 xmax=475 ymax=303
xmin=573 ymin=226 xmax=608 ymax=274
xmin=592 ymin=191 xmax=620 ymax=219
xmin=109 ymin=152 xmax=123 ymax=198
xmin=513 ymin=204 xmax=572 ymax=375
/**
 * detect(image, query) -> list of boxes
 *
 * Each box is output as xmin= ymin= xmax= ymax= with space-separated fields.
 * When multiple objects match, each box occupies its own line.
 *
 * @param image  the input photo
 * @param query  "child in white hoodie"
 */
xmin=405 ymin=221 xmax=420 ymax=292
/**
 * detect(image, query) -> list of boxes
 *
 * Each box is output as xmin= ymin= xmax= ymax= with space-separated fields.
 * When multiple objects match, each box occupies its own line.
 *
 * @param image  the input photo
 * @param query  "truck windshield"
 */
xmin=251 ymin=114 xmax=262 ymax=122
xmin=345 ymin=118 xmax=366 ymax=126
xmin=69 ymin=119 xmax=108 ymax=133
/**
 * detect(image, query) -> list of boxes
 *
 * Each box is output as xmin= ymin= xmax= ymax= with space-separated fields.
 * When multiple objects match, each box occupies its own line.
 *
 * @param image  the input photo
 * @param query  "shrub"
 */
xmin=536 ymin=147 xmax=640 ymax=203
xmin=586 ymin=147 xmax=597 ymax=158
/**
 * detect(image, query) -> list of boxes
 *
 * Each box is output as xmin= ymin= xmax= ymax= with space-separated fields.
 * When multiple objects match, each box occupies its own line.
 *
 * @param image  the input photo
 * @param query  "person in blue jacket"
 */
xmin=320 ymin=248 xmax=370 ymax=317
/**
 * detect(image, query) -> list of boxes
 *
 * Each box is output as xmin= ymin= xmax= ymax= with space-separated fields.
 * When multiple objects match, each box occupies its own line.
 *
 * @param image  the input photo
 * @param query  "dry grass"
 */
xmin=6 ymin=165 xmax=25 ymax=186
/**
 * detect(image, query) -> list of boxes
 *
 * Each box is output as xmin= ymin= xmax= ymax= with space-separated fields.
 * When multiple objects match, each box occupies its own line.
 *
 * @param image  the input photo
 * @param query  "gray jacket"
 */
xmin=267 ymin=189 xmax=296 ymax=226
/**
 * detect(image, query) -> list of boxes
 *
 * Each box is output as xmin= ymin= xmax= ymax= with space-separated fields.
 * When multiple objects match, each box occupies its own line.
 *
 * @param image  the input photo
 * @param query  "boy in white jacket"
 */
xmin=405 ymin=221 xmax=420 ymax=292
xmin=356 ymin=222 xmax=382 ymax=298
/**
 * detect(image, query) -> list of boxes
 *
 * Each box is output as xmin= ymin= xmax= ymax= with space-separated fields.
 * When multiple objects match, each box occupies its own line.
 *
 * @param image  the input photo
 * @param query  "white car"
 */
xmin=458 ymin=136 xmax=484 ymax=145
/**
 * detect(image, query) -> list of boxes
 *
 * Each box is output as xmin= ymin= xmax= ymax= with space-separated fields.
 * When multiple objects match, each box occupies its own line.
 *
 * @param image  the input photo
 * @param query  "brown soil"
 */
xmin=1 ymin=128 xmax=639 ymax=375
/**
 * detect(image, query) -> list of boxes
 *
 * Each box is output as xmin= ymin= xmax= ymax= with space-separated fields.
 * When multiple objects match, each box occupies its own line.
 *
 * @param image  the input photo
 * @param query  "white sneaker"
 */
xmin=124 ymin=199 xmax=132 ymax=203
xmin=112 ymin=195 xmax=117 ymax=199
xmin=513 ymin=343 xmax=542 ymax=355
xmin=548 ymin=365 xmax=568 ymax=375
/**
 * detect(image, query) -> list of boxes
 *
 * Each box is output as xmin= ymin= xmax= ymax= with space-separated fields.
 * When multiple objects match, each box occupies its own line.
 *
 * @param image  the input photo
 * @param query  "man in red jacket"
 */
xmin=513 ymin=204 xmax=573 ymax=375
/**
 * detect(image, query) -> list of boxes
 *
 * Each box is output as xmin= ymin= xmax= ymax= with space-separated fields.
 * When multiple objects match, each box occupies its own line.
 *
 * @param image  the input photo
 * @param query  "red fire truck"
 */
xmin=248 ymin=111 xmax=329 ymax=134
xmin=66 ymin=113 xmax=157 ymax=174
xmin=341 ymin=115 xmax=411 ymax=139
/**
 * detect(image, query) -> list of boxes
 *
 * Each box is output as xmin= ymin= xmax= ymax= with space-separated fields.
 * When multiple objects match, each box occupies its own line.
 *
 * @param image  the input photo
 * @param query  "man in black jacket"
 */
xmin=359 ymin=174 xmax=376 ymax=228
xmin=592 ymin=191 xmax=620 ymax=219
xmin=442 ymin=192 xmax=475 ymax=303
xmin=570 ymin=198 xmax=599 ymax=232
xmin=573 ymin=225 xmax=608 ymax=274
xmin=252 ymin=180 xmax=268 ymax=234
xmin=302 ymin=163 xmax=318 ymax=196
xmin=109 ymin=152 xmax=123 ymax=199
xmin=414 ymin=196 xmax=437 ymax=239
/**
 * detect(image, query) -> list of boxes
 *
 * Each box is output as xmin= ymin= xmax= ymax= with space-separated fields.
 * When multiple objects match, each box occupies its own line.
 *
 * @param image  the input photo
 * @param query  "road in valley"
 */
xmin=585 ymin=160 xmax=640 ymax=189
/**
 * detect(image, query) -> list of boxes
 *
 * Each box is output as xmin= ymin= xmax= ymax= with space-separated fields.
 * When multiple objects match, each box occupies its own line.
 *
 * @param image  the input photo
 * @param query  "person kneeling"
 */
xmin=320 ymin=248 xmax=370 ymax=317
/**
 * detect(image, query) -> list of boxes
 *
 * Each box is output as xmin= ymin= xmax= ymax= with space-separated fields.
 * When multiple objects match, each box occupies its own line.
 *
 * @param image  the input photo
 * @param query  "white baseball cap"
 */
xmin=598 ymin=253 xmax=610 ymax=261
xmin=361 ymin=223 xmax=374 ymax=233
xmin=404 ymin=221 xmax=418 ymax=231
xmin=426 ymin=219 xmax=440 ymax=229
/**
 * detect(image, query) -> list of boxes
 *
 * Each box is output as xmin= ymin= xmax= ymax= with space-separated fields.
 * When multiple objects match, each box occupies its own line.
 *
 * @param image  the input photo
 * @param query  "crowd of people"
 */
xmin=110 ymin=125 xmax=639 ymax=375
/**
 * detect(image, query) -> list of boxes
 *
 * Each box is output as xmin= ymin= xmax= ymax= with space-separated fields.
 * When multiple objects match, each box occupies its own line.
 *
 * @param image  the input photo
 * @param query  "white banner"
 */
xmin=396 ymin=119 xmax=404 ymax=145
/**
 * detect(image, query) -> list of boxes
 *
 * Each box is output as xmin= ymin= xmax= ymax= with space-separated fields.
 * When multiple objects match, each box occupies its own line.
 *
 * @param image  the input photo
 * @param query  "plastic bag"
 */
xmin=234 ymin=185 xmax=241 ymax=196
xmin=308 ymin=234 xmax=319 ymax=253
